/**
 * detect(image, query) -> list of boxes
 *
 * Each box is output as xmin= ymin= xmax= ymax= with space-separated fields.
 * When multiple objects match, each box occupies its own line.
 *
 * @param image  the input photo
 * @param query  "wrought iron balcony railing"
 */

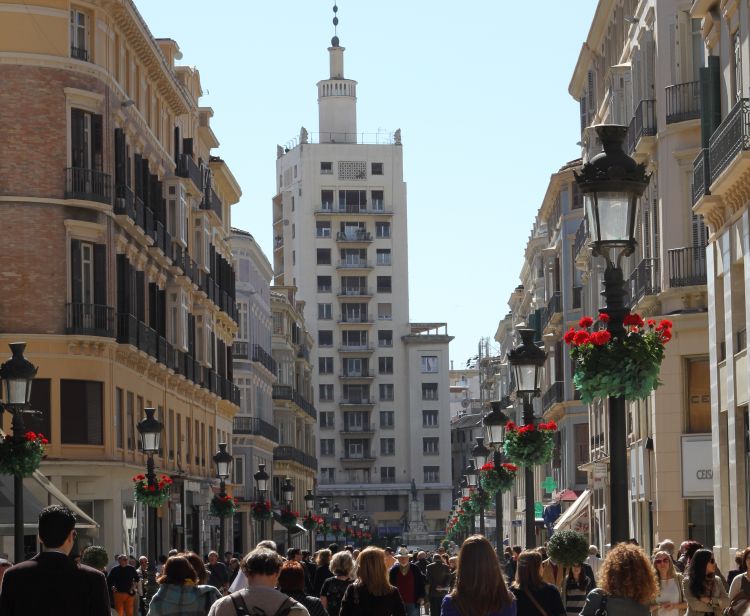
xmin=65 ymin=303 xmax=115 ymax=338
xmin=273 ymin=445 xmax=318 ymax=471
xmin=666 ymin=81 xmax=701 ymax=124
xmin=573 ymin=218 xmax=588 ymax=260
xmin=542 ymin=381 xmax=564 ymax=412
xmin=628 ymin=258 xmax=660 ymax=305
xmin=65 ymin=167 xmax=112 ymax=204
xmin=692 ymin=148 xmax=710 ymax=205
xmin=252 ymin=343 xmax=277 ymax=374
xmin=626 ymin=99 xmax=657 ymax=154
xmin=232 ymin=416 xmax=279 ymax=442
xmin=668 ymin=246 xmax=707 ymax=287
xmin=176 ymin=153 xmax=203 ymax=192
xmin=709 ymin=98 xmax=750 ymax=184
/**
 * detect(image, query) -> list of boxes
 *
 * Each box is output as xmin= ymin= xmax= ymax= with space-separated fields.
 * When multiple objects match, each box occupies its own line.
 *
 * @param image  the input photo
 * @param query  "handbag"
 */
xmin=593 ymin=593 xmax=608 ymax=616
xmin=521 ymin=589 xmax=548 ymax=616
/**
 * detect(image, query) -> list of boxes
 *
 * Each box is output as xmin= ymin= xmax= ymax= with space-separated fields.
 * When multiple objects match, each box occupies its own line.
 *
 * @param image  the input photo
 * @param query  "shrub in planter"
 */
xmin=133 ymin=474 xmax=172 ymax=508
xmin=210 ymin=494 xmax=237 ymax=518
xmin=251 ymin=500 xmax=272 ymax=520
xmin=547 ymin=529 xmax=590 ymax=568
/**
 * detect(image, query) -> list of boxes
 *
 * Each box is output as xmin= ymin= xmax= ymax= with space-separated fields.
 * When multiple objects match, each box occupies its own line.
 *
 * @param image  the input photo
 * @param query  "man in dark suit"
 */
xmin=0 ymin=504 xmax=110 ymax=615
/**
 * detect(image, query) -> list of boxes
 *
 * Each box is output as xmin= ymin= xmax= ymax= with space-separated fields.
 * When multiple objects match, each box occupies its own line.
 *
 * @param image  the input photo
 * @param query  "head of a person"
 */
xmin=448 ymin=556 xmax=458 ymax=570
xmin=117 ymin=554 xmax=129 ymax=568
xmin=242 ymin=548 xmax=284 ymax=586
xmin=168 ymin=549 xmax=178 ymax=558
xmin=352 ymin=549 xmax=360 ymax=559
xmin=328 ymin=543 xmax=340 ymax=555
xmin=450 ymin=536 xmax=512 ymax=616
xmin=356 ymin=547 xmax=393 ymax=596
xmin=38 ymin=505 xmax=77 ymax=552
xmin=317 ymin=548 xmax=332 ymax=567
xmin=287 ymin=547 xmax=301 ymax=562
xmin=688 ymin=549 xmax=716 ymax=598
xmin=417 ymin=551 xmax=426 ymax=561
xmin=652 ymin=550 xmax=676 ymax=584
xmin=184 ymin=551 xmax=208 ymax=584
xmin=679 ymin=541 xmax=690 ymax=555
xmin=207 ymin=550 xmax=219 ymax=565
xmin=659 ymin=540 xmax=675 ymax=558
xmin=158 ymin=555 xmax=198 ymax=586
xmin=589 ymin=545 xmax=599 ymax=557
xmin=139 ymin=556 xmax=148 ymax=569
xmin=301 ymin=550 xmax=311 ymax=562
xmin=395 ymin=547 xmax=411 ymax=568
xmin=331 ymin=550 xmax=354 ymax=577
xmin=256 ymin=540 xmax=278 ymax=552
xmin=684 ymin=541 xmax=703 ymax=562
xmin=511 ymin=546 xmax=522 ymax=560
xmin=229 ymin=558 xmax=240 ymax=571
xmin=278 ymin=560 xmax=306 ymax=593
xmin=512 ymin=550 xmax=543 ymax=590
xmin=432 ymin=554 xmax=443 ymax=563
xmin=740 ymin=547 xmax=750 ymax=573
xmin=598 ymin=543 xmax=658 ymax=605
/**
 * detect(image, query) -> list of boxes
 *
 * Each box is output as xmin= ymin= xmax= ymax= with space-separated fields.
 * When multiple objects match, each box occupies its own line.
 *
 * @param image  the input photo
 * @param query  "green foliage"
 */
xmin=132 ymin=474 xmax=172 ymax=508
xmin=0 ymin=432 xmax=46 ymax=477
xmin=81 ymin=545 xmax=109 ymax=570
xmin=503 ymin=423 xmax=556 ymax=467
xmin=547 ymin=530 xmax=590 ymax=567
xmin=209 ymin=494 xmax=237 ymax=518
xmin=480 ymin=463 xmax=518 ymax=495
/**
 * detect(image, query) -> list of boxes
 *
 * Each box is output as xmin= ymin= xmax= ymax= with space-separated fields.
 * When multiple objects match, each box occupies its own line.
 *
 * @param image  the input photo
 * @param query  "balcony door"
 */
xmin=71 ymin=108 xmax=102 ymax=171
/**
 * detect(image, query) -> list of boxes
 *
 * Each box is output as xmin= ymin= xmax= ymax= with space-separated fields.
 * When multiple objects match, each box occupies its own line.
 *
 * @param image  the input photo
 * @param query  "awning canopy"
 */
xmin=553 ymin=489 xmax=591 ymax=532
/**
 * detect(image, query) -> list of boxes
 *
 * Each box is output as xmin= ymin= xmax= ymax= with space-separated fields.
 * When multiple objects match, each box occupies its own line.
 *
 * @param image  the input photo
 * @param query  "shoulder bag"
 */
xmin=593 ymin=593 xmax=608 ymax=616
xmin=521 ymin=589 xmax=549 ymax=616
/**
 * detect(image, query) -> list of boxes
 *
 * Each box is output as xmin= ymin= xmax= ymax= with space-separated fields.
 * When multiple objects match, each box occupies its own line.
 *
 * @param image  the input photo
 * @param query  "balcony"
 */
xmin=273 ymin=445 xmax=318 ymax=471
xmin=233 ymin=416 xmax=279 ymax=442
xmin=233 ymin=341 xmax=249 ymax=359
xmin=338 ymin=314 xmax=374 ymax=324
xmin=316 ymin=205 xmax=392 ymax=216
xmin=666 ymin=81 xmax=701 ymax=124
xmin=339 ymin=397 xmax=375 ymax=407
xmin=573 ymin=218 xmax=588 ymax=260
xmin=339 ymin=371 xmax=374 ymax=380
xmin=252 ymin=343 xmax=277 ymax=374
xmin=201 ymin=186 xmax=222 ymax=220
xmin=542 ymin=292 xmax=562 ymax=330
xmin=542 ymin=381 xmax=564 ymax=412
xmin=114 ymin=183 xmax=136 ymax=219
xmin=337 ymin=288 xmax=372 ymax=297
xmin=176 ymin=153 xmax=203 ymax=193
xmin=628 ymin=258 xmax=660 ymax=305
xmin=336 ymin=260 xmax=373 ymax=269
xmin=668 ymin=246 xmax=707 ymax=288
xmin=692 ymin=149 xmax=710 ymax=205
xmin=340 ymin=423 xmax=374 ymax=435
xmin=65 ymin=303 xmax=115 ymax=338
xmin=338 ymin=344 xmax=374 ymax=353
xmin=65 ymin=167 xmax=111 ymax=204
xmin=626 ymin=99 xmax=657 ymax=154
xmin=272 ymin=385 xmax=317 ymax=419
xmin=70 ymin=46 xmax=88 ymax=61
xmin=336 ymin=230 xmax=373 ymax=242
xmin=340 ymin=453 xmax=376 ymax=466
xmin=709 ymin=98 xmax=750 ymax=184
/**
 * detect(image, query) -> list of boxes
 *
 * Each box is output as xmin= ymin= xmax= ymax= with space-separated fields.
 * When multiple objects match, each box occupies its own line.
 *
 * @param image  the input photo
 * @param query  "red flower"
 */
xmin=157 ymin=482 xmax=164 ymax=489
xmin=540 ymin=421 xmax=558 ymax=431
xmin=24 ymin=431 xmax=37 ymax=441
xmin=590 ymin=330 xmax=612 ymax=346
xmin=563 ymin=327 xmax=576 ymax=345
xmin=623 ymin=313 xmax=645 ymax=327
xmin=579 ymin=316 xmax=594 ymax=328
xmin=519 ymin=424 xmax=535 ymax=434
xmin=505 ymin=421 xmax=517 ymax=431
xmin=656 ymin=319 xmax=673 ymax=331
xmin=480 ymin=462 xmax=495 ymax=471
xmin=598 ymin=313 xmax=610 ymax=323
xmin=40 ymin=438 xmax=49 ymax=445
xmin=647 ymin=319 xmax=656 ymax=328
xmin=660 ymin=329 xmax=673 ymax=343
xmin=501 ymin=463 xmax=518 ymax=472
xmin=573 ymin=330 xmax=591 ymax=346
xmin=148 ymin=485 xmax=156 ymax=492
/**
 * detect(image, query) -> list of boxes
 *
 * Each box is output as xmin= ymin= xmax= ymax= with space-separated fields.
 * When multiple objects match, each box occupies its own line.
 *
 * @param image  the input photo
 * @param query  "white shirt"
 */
xmin=655 ymin=578 xmax=681 ymax=616
xmin=229 ymin=571 xmax=248 ymax=593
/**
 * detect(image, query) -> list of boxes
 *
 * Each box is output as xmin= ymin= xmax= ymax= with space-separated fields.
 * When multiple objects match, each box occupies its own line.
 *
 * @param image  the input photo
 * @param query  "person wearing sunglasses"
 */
xmin=650 ymin=551 xmax=686 ymax=615
xmin=683 ymin=549 xmax=728 ymax=615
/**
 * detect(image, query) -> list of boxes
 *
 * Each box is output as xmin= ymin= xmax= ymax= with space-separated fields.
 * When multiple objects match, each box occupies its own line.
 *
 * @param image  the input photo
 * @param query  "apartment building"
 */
xmin=272 ymin=31 xmax=453 ymax=541
xmin=0 ymin=1 xmax=240 ymax=558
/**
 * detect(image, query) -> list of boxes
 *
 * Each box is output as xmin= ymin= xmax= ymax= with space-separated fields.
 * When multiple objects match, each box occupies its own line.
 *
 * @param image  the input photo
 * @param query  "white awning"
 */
xmin=553 ymin=489 xmax=590 ymax=531
xmin=32 ymin=471 xmax=99 ymax=528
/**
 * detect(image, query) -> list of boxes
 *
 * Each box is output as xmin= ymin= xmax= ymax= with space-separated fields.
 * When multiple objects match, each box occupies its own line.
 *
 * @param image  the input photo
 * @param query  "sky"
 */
xmin=135 ymin=0 xmax=599 ymax=368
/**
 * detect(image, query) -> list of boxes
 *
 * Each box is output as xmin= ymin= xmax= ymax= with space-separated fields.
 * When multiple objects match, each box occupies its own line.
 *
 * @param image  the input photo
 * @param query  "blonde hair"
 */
xmin=652 ymin=550 xmax=677 ymax=587
xmin=354 ymin=547 xmax=394 ymax=597
xmin=331 ymin=550 xmax=354 ymax=576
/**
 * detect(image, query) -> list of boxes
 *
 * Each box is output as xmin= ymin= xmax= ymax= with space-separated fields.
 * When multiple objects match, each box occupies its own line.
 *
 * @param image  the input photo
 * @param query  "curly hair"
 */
xmin=598 ymin=544 xmax=658 ymax=605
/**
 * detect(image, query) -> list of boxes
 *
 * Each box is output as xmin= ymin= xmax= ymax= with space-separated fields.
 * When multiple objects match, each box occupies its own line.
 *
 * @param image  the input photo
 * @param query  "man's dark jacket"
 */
xmin=0 ymin=551 xmax=110 ymax=616
xmin=388 ymin=562 xmax=426 ymax=602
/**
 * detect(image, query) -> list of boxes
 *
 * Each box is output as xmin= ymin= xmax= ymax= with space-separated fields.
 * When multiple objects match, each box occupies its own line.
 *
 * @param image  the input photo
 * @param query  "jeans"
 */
xmin=429 ymin=597 xmax=444 ymax=616
xmin=405 ymin=603 xmax=420 ymax=616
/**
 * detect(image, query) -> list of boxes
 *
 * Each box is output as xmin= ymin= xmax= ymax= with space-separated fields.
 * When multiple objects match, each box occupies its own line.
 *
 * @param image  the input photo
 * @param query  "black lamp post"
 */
xmin=350 ymin=514 xmax=358 ymax=547
xmin=332 ymin=503 xmax=341 ymax=543
xmin=507 ymin=328 xmax=547 ymax=549
xmin=342 ymin=508 xmax=350 ymax=544
xmin=137 ymin=407 xmax=163 ymax=560
xmin=304 ymin=489 xmax=315 ymax=553
xmin=0 ymin=343 xmax=38 ymax=563
xmin=484 ymin=398 xmax=511 ymax=553
xmin=319 ymin=497 xmax=329 ymax=546
xmin=574 ymin=124 xmax=649 ymax=545
xmin=472 ymin=438 xmax=491 ymax=537
xmin=253 ymin=463 xmax=270 ymax=542
xmin=464 ymin=460 xmax=482 ymax=535
xmin=282 ymin=477 xmax=295 ymax=549
xmin=213 ymin=443 xmax=232 ymax=553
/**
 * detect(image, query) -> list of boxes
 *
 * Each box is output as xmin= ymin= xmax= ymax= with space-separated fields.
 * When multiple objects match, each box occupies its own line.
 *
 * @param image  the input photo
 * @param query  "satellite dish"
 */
xmin=461 ymin=398 xmax=470 ymax=409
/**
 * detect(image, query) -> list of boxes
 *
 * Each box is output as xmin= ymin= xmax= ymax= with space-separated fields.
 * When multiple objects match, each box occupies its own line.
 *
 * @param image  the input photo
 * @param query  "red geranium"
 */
xmin=599 ymin=313 xmax=610 ymax=323
xmin=579 ymin=316 xmax=594 ymax=328
xmin=501 ymin=463 xmax=518 ymax=472
xmin=656 ymin=319 xmax=673 ymax=331
xmin=563 ymin=327 xmax=576 ymax=344
xmin=590 ymin=330 xmax=612 ymax=346
xmin=573 ymin=330 xmax=590 ymax=346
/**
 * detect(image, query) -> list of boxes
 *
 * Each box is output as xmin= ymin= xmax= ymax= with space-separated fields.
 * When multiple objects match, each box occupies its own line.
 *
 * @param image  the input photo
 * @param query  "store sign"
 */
xmin=681 ymin=434 xmax=713 ymax=498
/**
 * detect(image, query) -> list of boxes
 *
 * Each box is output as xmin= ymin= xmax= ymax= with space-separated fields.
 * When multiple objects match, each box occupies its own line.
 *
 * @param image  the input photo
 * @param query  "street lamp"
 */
xmin=253 ymin=463 xmax=270 ymax=542
xmin=282 ymin=477 xmax=295 ymax=549
xmin=460 ymin=477 xmax=470 ymax=499
xmin=472 ymin=439 xmax=491 ymax=536
xmin=575 ymin=124 xmax=649 ymax=545
xmin=213 ymin=443 xmax=233 ymax=553
xmin=507 ymin=327 xmax=547 ymax=549
xmin=484 ymin=398 xmax=511 ymax=553
xmin=0 ymin=343 xmax=38 ymax=563
xmin=137 ymin=407 xmax=163 ymax=560
xmin=351 ymin=514 xmax=358 ymax=547
xmin=304 ymin=489 xmax=315 ymax=552
xmin=332 ymin=503 xmax=341 ymax=543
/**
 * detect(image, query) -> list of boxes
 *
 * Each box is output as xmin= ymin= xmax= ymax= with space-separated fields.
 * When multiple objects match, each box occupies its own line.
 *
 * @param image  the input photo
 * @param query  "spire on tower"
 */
xmin=331 ymin=4 xmax=339 ymax=47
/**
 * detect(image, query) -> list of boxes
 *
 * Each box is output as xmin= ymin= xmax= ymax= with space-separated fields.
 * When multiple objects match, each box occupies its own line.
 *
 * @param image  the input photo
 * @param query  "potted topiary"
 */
xmin=547 ymin=529 xmax=590 ymax=570
xmin=81 ymin=545 xmax=109 ymax=571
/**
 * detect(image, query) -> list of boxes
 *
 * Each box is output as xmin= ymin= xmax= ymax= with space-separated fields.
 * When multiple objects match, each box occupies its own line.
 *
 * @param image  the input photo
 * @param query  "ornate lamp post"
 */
xmin=304 ymin=489 xmax=315 ymax=553
xmin=472 ymin=438 xmax=491 ymax=538
xmin=464 ymin=460 xmax=482 ymax=534
xmin=342 ymin=509 xmax=350 ymax=544
xmin=332 ymin=503 xmax=341 ymax=543
xmin=213 ymin=443 xmax=232 ymax=553
xmin=574 ymin=124 xmax=649 ymax=545
xmin=350 ymin=514 xmax=358 ymax=547
xmin=137 ymin=407 xmax=163 ymax=560
xmin=0 ymin=343 xmax=38 ymax=563
xmin=507 ymin=328 xmax=547 ymax=549
xmin=282 ymin=477 xmax=295 ymax=549
xmin=319 ymin=497 xmax=329 ymax=546
xmin=483 ymin=398 xmax=511 ymax=553
xmin=253 ymin=463 xmax=270 ymax=541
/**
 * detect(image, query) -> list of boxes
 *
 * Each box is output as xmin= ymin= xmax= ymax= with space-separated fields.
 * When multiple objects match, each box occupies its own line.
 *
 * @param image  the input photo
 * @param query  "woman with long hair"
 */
xmin=651 ymin=550 xmax=686 ymax=616
xmin=683 ymin=549 xmax=728 ymax=614
xmin=339 ymin=547 xmax=405 ymax=616
xmin=728 ymin=547 xmax=750 ymax=602
xmin=562 ymin=562 xmax=594 ymax=614
xmin=580 ymin=543 xmax=658 ymax=615
xmin=278 ymin=561 xmax=328 ymax=616
xmin=147 ymin=555 xmax=221 ymax=616
xmin=183 ymin=552 xmax=209 ymax=585
xmin=441 ymin=536 xmax=516 ymax=616
xmin=510 ymin=550 xmax=564 ymax=616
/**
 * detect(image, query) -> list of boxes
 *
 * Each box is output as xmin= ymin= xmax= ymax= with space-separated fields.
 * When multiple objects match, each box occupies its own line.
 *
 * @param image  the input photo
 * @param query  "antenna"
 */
xmin=331 ymin=3 xmax=340 ymax=47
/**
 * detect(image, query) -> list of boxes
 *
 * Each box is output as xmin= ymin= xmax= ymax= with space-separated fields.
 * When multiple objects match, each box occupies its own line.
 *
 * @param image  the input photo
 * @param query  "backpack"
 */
xmin=323 ymin=578 xmax=351 ymax=616
xmin=230 ymin=594 xmax=298 ymax=616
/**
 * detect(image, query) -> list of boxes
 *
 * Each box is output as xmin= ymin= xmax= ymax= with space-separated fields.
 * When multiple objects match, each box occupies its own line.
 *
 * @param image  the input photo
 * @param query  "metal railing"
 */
xmin=338 ymin=345 xmax=374 ymax=353
xmin=626 ymin=99 xmax=657 ymax=154
xmin=339 ymin=314 xmax=373 ymax=323
xmin=252 ymin=343 xmax=277 ymax=374
xmin=336 ymin=231 xmax=373 ymax=242
xmin=542 ymin=292 xmax=562 ymax=330
xmin=542 ymin=381 xmax=564 ymax=411
xmin=233 ymin=341 xmax=249 ymax=359
xmin=337 ymin=261 xmax=372 ymax=268
xmin=233 ymin=416 xmax=279 ymax=442
xmin=65 ymin=303 xmax=115 ymax=337
xmin=273 ymin=446 xmax=318 ymax=471
xmin=65 ymin=167 xmax=111 ymax=204
xmin=573 ymin=218 xmax=588 ymax=259
xmin=668 ymin=246 xmax=707 ymax=287
xmin=341 ymin=423 xmax=373 ymax=433
xmin=666 ymin=81 xmax=701 ymax=124
xmin=340 ymin=371 xmax=374 ymax=378
xmin=272 ymin=385 xmax=317 ymax=419
xmin=114 ymin=184 xmax=136 ymax=219
xmin=337 ymin=288 xmax=372 ymax=297
xmin=70 ymin=46 xmax=88 ymax=61
xmin=176 ymin=153 xmax=203 ymax=192
xmin=693 ymin=148 xmax=710 ymax=204
xmin=340 ymin=397 xmax=375 ymax=405
xmin=201 ymin=187 xmax=223 ymax=220
xmin=709 ymin=98 xmax=750 ymax=183
xmin=628 ymin=258 xmax=660 ymax=304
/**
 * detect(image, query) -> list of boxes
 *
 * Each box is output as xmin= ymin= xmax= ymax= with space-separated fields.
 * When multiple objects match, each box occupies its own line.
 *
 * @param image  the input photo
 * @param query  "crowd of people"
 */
xmin=2 ymin=505 xmax=750 ymax=616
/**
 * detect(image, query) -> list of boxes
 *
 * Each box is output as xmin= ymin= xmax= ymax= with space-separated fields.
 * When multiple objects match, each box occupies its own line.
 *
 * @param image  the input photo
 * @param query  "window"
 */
xmin=687 ymin=357 xmax=711 ymax=433
xmin=318 ymin=330 xmax=333 ymax=347
xmin=424 ymin=466 xmax=440 ymax=483
xmin=422 ymin=383 xmax=438 ymax=400
xmin=317 ymin=248 xmax=332 ymax=265
xmin=317 ymin=276 xmax=332 ymax=292
xmin=318 ymin=303 xmax=332 ymax=320
xmin=378 ymin=330 xmax=393 ymax=347
xmin=347 ymin=469 xmax=370 ymax=483
xmin=344 ymin=410 xmax=368 ymax=430
xmin=377 ymin=276 xmax=392 ymax=293
xmin=342 ymin=303 xmax=367 ymax=323
xmin=423 ymin=437 xmax=439 ymax=455
xmin=371 ymin=190 xmax=384 ymax=211
xmin=320 ymin=439 xmax=335 ymax=456
xmin=319 ymin=357 xmax=334 ymax=374
xmin=346 ymin=439 xmax=367 ymax=458
xmin=70 ymin=108 xmax=102 ymax=171
xmin=421 ymin=356 xmax=439 ymax=373
xmin=733 ymin=29 xmax=743 ymax=105
xmin=115 ymin=387 xmax=124 ymax=449
xmin=342 ymin=330 xmax=368 ymax=349
xmin=423 ymin=410 xmax=439 ymax=427
xmin=352 ymin=496 xmax=366 ymax=511
xmin=60 ymin=380 xmax=103 ymax=445
xmin=379 ymin=357 xmax=394 ymax=374
xmin=338 ymin=190 xmax=367 ymax=213
xmin=343 ymin=358 xmax=366 ymax=377
xmin=379 ymin=384 xmax=394 ymax=401
xmin=321 ymin=161 xmax=333 ymax=174
xmin=69 ymin=8 xmax=89 ymax=61
xmin=376 ymin=222 xmax=391 ymax=238
xmin=321 ymin=190 xmax=334 ymax=210
xmin=233 ymin=457 xmax=244 ymax=485
xmin=376 ymin=249 xmax=391 ymax=265
xmin=342 ymin=384 xmax=370 ymax=404
xmin=371 ymin=162 xmax=384 ymax=175
xmin=316 ymin=221 xmax=331 ymax=237
xmin=380 ymin=438 xmax=395 ymax=455
xmin=424 ymin=494 xmax=441 ymax=511
xmin=378 ymin=303 xmax=392 ymax=320
xmin=380 ymin=411 xmax=394 ymax=428
xmin=319 ymin=384 xmax=334 ymax=401
xmin=338 ymin=161 xmax=367 ymax=181
xmin=320 ymin=412 xmax=335 ymax=429
xmin=382 ymin=469 xmax=397 ymax=486
xmin=321 ymin=468 xmax=335 ymax=484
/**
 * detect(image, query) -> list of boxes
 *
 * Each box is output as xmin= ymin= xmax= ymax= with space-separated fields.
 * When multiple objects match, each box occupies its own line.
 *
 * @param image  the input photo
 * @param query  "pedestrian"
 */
xmin=441 ymin=535 xmax=516 ymax=616
xmin=340 ymin=547 xmax=406 ymax=616
xmin=389 ymin=547 xmax=426 ymax=616
xmin=288 ymin=548 xmax=303 ymax=563
xmin=448 ymin=556 xmax=458 ymax=590
xmin=279 ymin=560 xmax=329 ymax=616
xmin=683 ymin=548 xmax=728 ymax=615
xmin=206 ymin=551 xmax=230 ymax=594
xmin=313 ymin=549 xmax=333 ymax=597
xmin=0 ymin=559 xmax=12 ymax=587
xmin=579 ymin=543 xmax=659 ymax=616
xmin=726 ymin=549 xmax=746 ymax=587
xmin=0 ymin=504 xmax=110 ymax=616
xmin=561 ymin=562 xmax=594 ymax=614
xmin=108 ymin=553 xmax=141 ymax=616
xmin=415 ymin=552 xmax=428 ymax=577
xmin=227 ymin=540 xmax=279 ymax=594
xmin=676 ymin=542 xmax=702 ymax=574
xmin=228 ymin=558 xmax=241 ymax=585
xmin=583 ymin=546 xmax=602 ymax=584
xmin=302 ymin=550 xmax=317 ymax=595
xmin=320 ymin=550 xmax=354 ymax=616
xmin=185 ymin=552 xmax=210 ymax=585
xmin=541 ymin=555 xmax=565 ymax=592
xmin=146 ymin=554 xmax=221 ymax=616
xmin=509 ymin=550 xmax=564 ymax=616
xmin=384 ymin=547 xmax=397 ymax=570
xmin=425 ymin=553 xmax=451 ymax=616
xmin=728 ymin=547 xmax=750 ymax=602
xmin=505 ymin=546 xmax=521 ymax=583
xmin=136 ymin=556 xmax=156 ymax=616
xmin=651 ymin=550 xmax=686 ymax=616
xmin=207 ymin=548 xmax=310 ymax=616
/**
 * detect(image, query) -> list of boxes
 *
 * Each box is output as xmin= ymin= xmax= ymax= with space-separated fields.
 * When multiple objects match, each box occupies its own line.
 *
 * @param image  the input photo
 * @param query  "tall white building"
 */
xmin=272 ymin=28 xmax=453 ymax=542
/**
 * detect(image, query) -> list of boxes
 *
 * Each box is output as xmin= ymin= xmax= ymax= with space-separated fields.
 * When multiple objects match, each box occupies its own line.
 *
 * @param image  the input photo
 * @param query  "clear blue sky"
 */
xmin=136 ymin=1 xmax=598 ymax=367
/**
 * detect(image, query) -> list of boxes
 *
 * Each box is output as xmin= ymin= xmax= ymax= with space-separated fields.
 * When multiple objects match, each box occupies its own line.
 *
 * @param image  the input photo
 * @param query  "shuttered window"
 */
xmin=70 ymin=239 xmax=106 ymax=306
xmin=60 ymin=380 xmax=103 ymax=445
xmin=71 ymin=108 xmax=102 ymax=170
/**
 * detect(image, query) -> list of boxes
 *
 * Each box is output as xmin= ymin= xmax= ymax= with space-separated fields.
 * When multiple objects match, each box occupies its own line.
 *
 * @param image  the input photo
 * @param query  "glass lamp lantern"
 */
xmin=254 ymin=464 xmax=269 ymax=494
xmin=484 ymin=398 xmax=511 ymax=446
xmin=507 ymin=328 xmax=547 ymax=401
xmin=0 ymin=343 xmax=37 ymax=406
xmin=472 ymin=438 xmax=490 ymax=469
xmin=282 ymin=477 xmax=294 ymax=505
xmin=465 ymin=460 xmax=478 ymax=487
xmin=213 ymin=443 xmax=232 ymax=480
xmin=137 ymin=407 xmax=163 ymax=454
xmin=320 ymin=498 xmax=329 ymax=516
xmin=332 ymin=503 xmax=341 ymax=520
xmin=304 ymin=489 xmax=315 ymax=512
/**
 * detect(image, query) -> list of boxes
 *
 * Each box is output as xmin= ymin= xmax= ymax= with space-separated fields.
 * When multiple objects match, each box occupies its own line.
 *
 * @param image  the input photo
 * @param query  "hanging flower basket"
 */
xmin=503 ymin=421 xmax=557 ymax=467
xmin=210 ymin=494 xmax=237 ymax=518
xmin=0 ymin=431 xmax=47 ymax=477
xmin=318 ymin=520 xmax=331 ymax=537
xmin=302 ymin=512 xmax=323 ymax=531
xmin=133 ymin=474 xmax=172 ymax=508
xmin=565 ymin=313 xmax=672 ymax=404
xmin=480 ymin=462 xmax=519 ymax=495
xmin=279 ymin=508 xmax=299 ymax=528
xmin=459 ymin=496 xmax=475 ymax=515
xmin=251 ymin=500 xmax=273 ymax=521
xmin=331 ymin=521 xmax=342 ymax=536
xmin=469 ymin=489 xmax=490 ymax=511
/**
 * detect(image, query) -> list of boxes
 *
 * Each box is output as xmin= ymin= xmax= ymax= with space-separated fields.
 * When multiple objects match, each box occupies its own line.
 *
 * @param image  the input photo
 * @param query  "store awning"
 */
xmin=553 ymin=489 xmax=590 ymax=532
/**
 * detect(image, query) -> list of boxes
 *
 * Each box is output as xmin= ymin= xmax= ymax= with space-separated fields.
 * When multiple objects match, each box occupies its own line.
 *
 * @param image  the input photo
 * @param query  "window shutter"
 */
xmin=116 ymin=254 xmax=129 ymax=313
xmin=173 ymin=127 xmax=181 ymax=162
xmin=183 ymin=137 xmax=193 ymax=157
xmin=188 ymin=313 xmax=195 ymax=356
xmin=71 ymin=109 xmax=85 ymax=169
xmin=114 ymin=128 xmax=126 ymax=186
xmin=71 ymin=239 xmax=82 ymax=304
xmin=149 ymin=283 xmax=158 ymax=330
xmin=158 ymin=289 xmax=166 ymax=336
xmin=92 ymin=113 xmax=103 ymax=171
xmin=135 ymin=270 xmax=145 ymax=322
xmin=93 ymin=243 xmax=106 ymax=306
xmin=141 ymin=159 xmax=150 ymax=208
xmin=134 ymin=153 xmax=143 ymax=197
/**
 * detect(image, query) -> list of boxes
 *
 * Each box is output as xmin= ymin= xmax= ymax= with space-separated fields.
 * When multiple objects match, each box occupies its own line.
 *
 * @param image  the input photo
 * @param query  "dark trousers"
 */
xmin=429 ymin=597 xmax=444 ymax=616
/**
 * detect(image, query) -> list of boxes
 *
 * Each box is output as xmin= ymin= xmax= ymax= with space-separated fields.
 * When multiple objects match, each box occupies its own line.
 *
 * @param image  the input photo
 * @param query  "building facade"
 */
xmin=0 ymin=1 xmax=240 ymax=558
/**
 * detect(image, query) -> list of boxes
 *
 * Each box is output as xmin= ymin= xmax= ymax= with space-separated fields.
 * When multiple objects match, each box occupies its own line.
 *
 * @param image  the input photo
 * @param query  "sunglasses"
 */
xmin=654 ymin=559 xmax=669 ymax=564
